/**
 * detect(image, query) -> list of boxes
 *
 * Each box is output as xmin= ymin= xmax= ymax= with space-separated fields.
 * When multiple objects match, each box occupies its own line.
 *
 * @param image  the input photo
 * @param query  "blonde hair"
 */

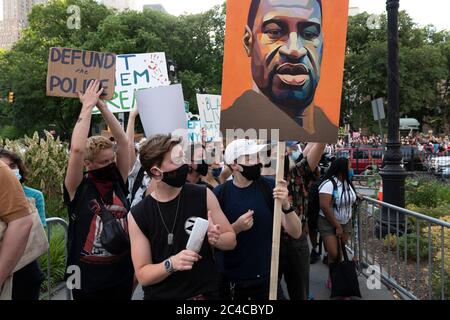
xmin=85 ymin=136 xmax=114 ymax=162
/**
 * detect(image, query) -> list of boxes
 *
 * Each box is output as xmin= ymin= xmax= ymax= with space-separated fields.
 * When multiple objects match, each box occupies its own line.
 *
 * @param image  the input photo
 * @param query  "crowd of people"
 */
xmin=0 ymin=80 xmax=362 ymax=301
xmin=401 ymin=134 xmax=450 ymax=154
xmin=334 ymin=132 xmax=450 ymax=154
xmin=336 ymin=134 xmax=384 ymax=149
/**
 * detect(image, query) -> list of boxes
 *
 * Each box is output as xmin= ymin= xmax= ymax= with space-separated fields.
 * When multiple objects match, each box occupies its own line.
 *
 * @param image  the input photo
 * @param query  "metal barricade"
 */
xmin=44 ymin=217 xmax=70 ymax=300
xmin=350 ymin=197 xmax=450 ymax=300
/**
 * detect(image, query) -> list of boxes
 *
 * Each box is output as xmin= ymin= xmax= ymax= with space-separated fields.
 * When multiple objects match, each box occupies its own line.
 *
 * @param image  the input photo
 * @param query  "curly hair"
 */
xmin=85 ymin=136 xmax=115 ymax=162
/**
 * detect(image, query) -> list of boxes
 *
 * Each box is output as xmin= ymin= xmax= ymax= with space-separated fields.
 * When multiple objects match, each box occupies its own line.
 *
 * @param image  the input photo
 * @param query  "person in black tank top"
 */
xmin=128 ymin=134 xmax=236 ymax=300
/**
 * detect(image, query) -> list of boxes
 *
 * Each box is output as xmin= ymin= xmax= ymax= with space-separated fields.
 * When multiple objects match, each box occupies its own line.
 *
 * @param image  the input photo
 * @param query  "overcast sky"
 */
xmin=1 ymin=1 xmax=448 ymax=31
xmin=133 ymin=0 xmax=450 ymax=31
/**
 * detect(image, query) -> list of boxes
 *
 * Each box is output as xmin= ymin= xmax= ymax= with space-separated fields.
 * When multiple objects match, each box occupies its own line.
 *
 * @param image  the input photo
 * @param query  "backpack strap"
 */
xmin=319 ymin=178 xmax=339 ymax=209
xmin=70 ymin=178 xmax=90 ymax=222
xmin=86 ymin=178 xmax=130 ymax=212
xmin=330 ymin=178 xmax=339 ymax=209
xmin=114 ymin=179 xmax=131 ymax=212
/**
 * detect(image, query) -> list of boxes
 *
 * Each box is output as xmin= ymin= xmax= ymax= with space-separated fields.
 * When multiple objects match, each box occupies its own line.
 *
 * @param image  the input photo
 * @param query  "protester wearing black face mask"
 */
xmin=128 ymin=134 xmax=236 ymax=300
xmin=186 ymin=144 xmax=214 ymax=190
xmin=213 ymin=139 xmax=302 ymax=300
xmin=239 ymin=163 xmax=263 ymax=181
xmin=159 ymin=163 xmax=190 ymax=188
xmin=63 ymin=80 xmax=134 ymax=301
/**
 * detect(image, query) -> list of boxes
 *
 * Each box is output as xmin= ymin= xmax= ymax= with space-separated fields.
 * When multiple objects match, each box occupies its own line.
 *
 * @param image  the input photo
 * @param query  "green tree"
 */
xmin=342 ymin=11 xmax=449 ymax=134
xmin=0 ymin=0 xmax=113 ymax=137
xmin=0 ymin=0 xmax=226 ymax=138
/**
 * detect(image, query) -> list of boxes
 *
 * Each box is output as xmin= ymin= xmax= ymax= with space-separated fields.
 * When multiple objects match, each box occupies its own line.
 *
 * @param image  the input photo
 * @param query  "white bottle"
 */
xmin=186 ymin=218 xmax=209 ymax=253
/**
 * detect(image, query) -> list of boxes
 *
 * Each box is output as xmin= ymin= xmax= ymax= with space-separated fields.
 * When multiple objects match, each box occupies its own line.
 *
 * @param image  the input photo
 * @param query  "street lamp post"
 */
xmin=378 ymin=0 xmax=408 ymax=237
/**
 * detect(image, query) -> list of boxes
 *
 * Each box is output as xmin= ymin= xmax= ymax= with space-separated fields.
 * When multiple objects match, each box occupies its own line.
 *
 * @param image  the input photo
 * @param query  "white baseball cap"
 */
xmin=224 ymin=139 xmax=268 ymax=164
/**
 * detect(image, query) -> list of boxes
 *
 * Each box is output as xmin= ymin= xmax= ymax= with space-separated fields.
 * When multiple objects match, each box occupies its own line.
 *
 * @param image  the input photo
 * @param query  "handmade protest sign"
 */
xmin=136 ymin=84 xmax=187 ymax=139
xmin=105 ymin=53 xmax=170 ymax=113
xmin=187 ymin=115 xmax=202 ymax=143
xmin=196 ymin=94 xmax=221 ymax=142
xmin=46 ymin=47 xmax=116 ymax=100
xmin=220 ymin=0 xmax=349 ymax=143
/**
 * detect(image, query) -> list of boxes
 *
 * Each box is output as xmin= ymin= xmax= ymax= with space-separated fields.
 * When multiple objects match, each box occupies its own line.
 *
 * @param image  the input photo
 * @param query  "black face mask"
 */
xmin=88 ymin=162 xmax=120 ymax=181
xmin=195 ymin=160 xmax=209 ymax=176
xmin=161 ymin=164 xmax=189 ymax=188
xmin=240 ymin=163 xmax=262 ymax=181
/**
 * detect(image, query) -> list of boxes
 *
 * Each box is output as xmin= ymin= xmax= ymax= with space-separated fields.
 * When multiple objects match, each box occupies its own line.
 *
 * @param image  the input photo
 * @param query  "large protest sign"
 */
xmin=46 ymin=47 xmax=116 ymax=100
xmin=136 ymin=84 xmax=187 ymax=139
xmin=105 ymin=53 xmax=170 ymax=113
xmin=196 ymin=94 xmax=221 ymax=142
xmin=220 ymin=0 xmax=349 ymax=143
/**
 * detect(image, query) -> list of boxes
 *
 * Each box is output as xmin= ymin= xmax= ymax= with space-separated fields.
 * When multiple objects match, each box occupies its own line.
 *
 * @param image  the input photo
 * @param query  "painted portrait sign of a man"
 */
xmin=221 ymin=0 xmax=349 ymax=142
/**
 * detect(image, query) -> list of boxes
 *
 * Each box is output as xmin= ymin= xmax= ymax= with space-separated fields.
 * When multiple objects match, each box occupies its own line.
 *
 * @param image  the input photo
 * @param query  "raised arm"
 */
xmin=303 ymin=143 xmax=325 ymax=172
xmin=97 ymin=100 xmax=130 ymax=182
xmin=126 ymin=108 xmax=139 ymax=172
xmin=65 ymin=80 xmax=103 ymax=201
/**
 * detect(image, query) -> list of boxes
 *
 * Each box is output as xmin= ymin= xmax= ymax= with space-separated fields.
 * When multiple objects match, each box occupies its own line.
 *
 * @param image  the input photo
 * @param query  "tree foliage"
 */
xmin=0 ymin=1 xmax=448 ymax=138
xmin=343 ymin=12 xmax=449 ymax=134
xmin=0 ymin=0 xmax=225 ymax=137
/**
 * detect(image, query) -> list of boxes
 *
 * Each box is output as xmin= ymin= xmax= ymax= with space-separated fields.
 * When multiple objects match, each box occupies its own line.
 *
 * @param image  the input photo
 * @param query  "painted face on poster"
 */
xmin=220 ymin=0 xmax=349 ymax=143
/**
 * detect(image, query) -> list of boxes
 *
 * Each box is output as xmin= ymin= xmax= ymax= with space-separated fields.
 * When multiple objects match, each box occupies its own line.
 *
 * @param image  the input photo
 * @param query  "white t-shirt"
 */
xmin=319 ymin=177 xmax=357 ymax=225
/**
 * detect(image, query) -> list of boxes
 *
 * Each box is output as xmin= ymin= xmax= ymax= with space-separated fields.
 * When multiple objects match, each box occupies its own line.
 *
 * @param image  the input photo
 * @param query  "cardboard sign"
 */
xmin=220 ymin=0 xmax=349 ymax=143
xmin=105 ymin=53 xmax=170 ymax=113
xmin=136 ymin=84 xmax=187 ymax=139
xmin=196 ymin=94 xmax=221 ymax=142
xmin=46 ymin=47 xmax=116 ymax=100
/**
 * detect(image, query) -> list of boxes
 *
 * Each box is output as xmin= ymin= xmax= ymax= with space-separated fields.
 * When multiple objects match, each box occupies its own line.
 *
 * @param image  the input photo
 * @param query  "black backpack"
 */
xmin=307 ymin=178 xmax=338 ymax=231
xmin=217 ymin=177 xmax=274 ymax=213
xmin=88 ymin=179 xmax=131 ymax=255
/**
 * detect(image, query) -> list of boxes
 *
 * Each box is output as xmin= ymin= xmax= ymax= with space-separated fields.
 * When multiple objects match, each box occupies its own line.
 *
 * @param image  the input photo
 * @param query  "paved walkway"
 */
xmin=308 ymin=255 xmax=395 ymax=300
xmin=50 ymin=254 xmax=395 ymax=300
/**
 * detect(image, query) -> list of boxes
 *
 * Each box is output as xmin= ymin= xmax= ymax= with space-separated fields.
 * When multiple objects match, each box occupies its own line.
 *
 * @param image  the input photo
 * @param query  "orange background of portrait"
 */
xmin=221 ymin=0 xmax=349 ymax=126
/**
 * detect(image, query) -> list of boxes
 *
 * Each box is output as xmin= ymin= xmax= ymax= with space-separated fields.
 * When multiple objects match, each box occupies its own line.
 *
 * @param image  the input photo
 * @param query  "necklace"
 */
xmin=155 ymin=188 xmax=182 ymax=246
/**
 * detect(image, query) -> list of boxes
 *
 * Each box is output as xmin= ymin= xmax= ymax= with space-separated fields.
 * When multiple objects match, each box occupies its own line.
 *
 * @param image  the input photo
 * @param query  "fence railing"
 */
xmin=350 ymin=197 xmax=450 ymax=300
xmin=44 ymin=217 xmax=70 ymax=301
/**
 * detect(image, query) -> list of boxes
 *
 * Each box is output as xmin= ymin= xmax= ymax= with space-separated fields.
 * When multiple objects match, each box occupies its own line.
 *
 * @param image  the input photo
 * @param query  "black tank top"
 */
xmin=131 ymin=183 xmax=219 ymax=300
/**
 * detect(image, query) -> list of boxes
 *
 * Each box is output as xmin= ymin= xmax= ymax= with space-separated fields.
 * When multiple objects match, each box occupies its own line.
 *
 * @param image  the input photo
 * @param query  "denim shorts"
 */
xmin=318 ymin=216 xmax=352 ymax=238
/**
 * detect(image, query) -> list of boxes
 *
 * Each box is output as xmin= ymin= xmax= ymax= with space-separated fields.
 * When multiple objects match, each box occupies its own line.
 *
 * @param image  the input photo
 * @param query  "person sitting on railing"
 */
xmin=0 ymin=149 xmax=46 ymax=300
xmin=318 ymin=157 xmax=358 ymax=299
